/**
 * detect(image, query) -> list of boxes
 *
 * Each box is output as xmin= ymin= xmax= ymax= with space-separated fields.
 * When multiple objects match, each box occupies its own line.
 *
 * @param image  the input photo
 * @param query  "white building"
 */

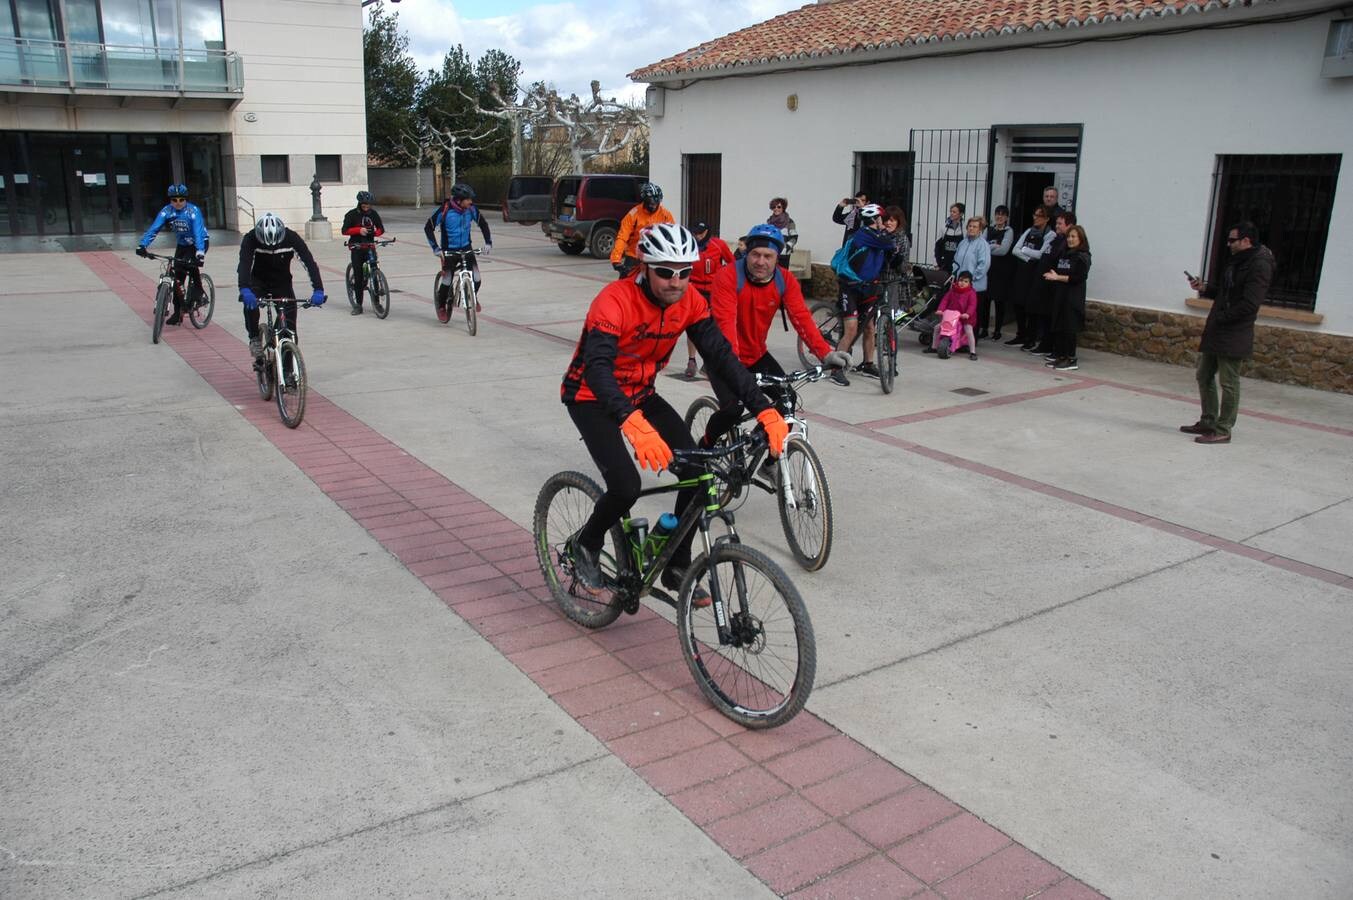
xmin=632 ymin=0 xmax=1353 ymax=342
xmin=1 ymin=0 xmax=366 ymax=237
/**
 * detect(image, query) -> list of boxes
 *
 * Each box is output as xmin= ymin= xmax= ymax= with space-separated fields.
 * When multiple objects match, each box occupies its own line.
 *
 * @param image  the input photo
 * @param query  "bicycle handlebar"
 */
xmin=140 ymin=251 xmax=201 ymax=266
xmin=256 ymin=297 xmax=318 ymax=309
xmin=671 ymin=428 xmax=769 ymax=467
xmin=438 ymin=248 xmax=481 ymax=257
xmin=755 ymin=366 xmax=825 ymax=388
xmin=347 ymin=237 xmax=397 ymax=248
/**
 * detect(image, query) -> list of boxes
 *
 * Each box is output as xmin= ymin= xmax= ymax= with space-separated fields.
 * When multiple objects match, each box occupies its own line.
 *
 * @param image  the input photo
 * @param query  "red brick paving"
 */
xmin=85 ymin=250 xmax=1108 ymax=897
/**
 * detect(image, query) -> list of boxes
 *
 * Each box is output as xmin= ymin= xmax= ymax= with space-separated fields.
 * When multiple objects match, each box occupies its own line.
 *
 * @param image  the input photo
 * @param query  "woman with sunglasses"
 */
xmin=560 ymin=223 xmax=789 ymax=601
xmin=136 ymin=183 xmax=209 ymax=326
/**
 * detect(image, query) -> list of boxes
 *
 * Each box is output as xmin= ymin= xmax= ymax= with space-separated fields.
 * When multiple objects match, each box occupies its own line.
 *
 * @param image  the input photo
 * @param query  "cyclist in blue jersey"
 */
xmin=136 ymin=183 xmax=209 ymax=326
xmin=425 ymin=182 xmax=492 ymax=321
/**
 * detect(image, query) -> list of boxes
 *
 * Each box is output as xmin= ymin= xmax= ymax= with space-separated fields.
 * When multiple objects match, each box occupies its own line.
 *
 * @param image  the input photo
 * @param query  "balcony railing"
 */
xmin=1 ymin=37 xmax=243 ymax=94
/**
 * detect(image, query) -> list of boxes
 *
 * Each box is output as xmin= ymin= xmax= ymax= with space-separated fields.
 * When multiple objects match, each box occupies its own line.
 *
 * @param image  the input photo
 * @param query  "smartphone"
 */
xmin=1184 ymin=270 xmax=1196 ymax=281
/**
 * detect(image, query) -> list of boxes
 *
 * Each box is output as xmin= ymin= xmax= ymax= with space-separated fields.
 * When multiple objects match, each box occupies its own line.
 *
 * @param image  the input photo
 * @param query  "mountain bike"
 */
xmin=683 ymin=367 xmax=833 ymax=571
xmin=433 ymin=249 xmax=480 ymax=336
xmin=874 ymin=270 xmax=902 ymax=394
xmin=345 ymin=237 xmax=396 ymax=319
xmin=796 ymin=299 xmax=844 ymax=369
xmin=253 ymin=297 xmax=315 ymax=428
xmin=534 ymin=432 xmax=816 ymax=729
xmin=144 ymin=252 xmax=214 ymax=344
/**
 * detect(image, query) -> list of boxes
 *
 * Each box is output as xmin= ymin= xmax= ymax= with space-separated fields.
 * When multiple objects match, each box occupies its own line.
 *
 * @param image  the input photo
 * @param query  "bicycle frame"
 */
xmin=439 ymin=249 xmax=478 ymax=296
xmin=256 ymin=297 xmax=307 ymax=381
xmin=720 ymin=369 xmax=823 ymax=510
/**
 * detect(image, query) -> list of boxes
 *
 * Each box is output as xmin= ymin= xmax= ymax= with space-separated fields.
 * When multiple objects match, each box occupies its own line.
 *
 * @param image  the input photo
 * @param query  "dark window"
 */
xmin=1207 ymin=154 xmax=1341 ymax=310
xmin=585 ymin=177 xmax=638 ymax=203
xmin=906 ymin=129 xmax=991 ymax=266
xmin=507 ymin=176 xmax=552 ymax=199
xmin=261 ymin=155 xmax=289 ymax=184
xmin=315 ymin=154 xmax=341 ymax=183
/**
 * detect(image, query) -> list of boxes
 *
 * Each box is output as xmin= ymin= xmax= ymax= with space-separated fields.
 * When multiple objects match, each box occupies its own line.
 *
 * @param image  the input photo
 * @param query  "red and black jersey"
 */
xmin=341 ymin=207 xmax=385 ymax=242
xmin=562 ymin=276 xmax=770 ymax=423
xmin=710 ymin=261 xmax=832 ymax=366
xmin=690 ymin=237 xmax=734 ymax=295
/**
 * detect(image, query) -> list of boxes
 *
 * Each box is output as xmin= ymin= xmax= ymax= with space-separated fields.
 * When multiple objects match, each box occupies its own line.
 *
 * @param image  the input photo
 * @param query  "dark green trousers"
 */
xmin=1196 ymin=352 xmax=1242 ymax=437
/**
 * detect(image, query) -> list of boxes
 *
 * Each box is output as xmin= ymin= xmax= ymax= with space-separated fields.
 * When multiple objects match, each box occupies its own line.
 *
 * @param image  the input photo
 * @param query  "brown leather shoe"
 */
xmin=1179 ymin=423 xmax=1215 ymax=435
xmin=1195 ymin=432 xmax=1231 ymax=444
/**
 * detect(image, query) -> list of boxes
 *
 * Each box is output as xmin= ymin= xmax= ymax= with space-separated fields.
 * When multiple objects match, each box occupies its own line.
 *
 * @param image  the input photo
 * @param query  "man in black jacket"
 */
xmin=1184 ymin=221 xmax=1275 ymax=444
xmin=238 ymin=212 xmax=326 ymax=360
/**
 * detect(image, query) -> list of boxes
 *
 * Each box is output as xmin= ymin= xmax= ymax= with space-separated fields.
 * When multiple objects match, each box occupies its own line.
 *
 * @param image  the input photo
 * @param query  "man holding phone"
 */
xmin=832 ymin=191 xmax=870 ymax=245
xmin=1182 ymin=222 xmax=1274 ymax=444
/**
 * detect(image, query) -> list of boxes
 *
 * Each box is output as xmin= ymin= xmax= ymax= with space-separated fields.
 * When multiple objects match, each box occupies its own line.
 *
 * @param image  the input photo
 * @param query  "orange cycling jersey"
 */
xmin=710 ymin=261 xmax=834 ymax=366
xmin=610 ymin=204 xmax=675 ymax=265
xmin=562 ymin=276 xmax=765 ymax=423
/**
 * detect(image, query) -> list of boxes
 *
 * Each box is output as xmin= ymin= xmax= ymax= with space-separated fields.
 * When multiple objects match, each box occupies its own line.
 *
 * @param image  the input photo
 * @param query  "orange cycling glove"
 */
xmin=621 ymin=410 xmax=674 ymax=471
xmin=756 ymin=408 xmax=790 ymax=457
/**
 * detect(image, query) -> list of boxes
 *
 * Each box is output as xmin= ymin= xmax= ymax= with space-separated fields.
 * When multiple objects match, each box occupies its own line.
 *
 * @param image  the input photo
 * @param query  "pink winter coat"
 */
xmin=937 ymin=283 xmax=978 ymax=322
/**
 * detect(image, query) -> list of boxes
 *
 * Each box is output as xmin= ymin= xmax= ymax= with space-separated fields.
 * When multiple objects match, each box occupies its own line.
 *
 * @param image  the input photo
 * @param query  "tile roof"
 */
xmin=630 ymin=0 xmax=1278 ymax=80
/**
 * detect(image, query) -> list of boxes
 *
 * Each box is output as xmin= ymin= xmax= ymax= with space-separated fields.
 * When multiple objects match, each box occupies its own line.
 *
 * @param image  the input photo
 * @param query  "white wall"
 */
xmin=647 ymin=16 xmax=1353 ymax=334
xmin=225 ymin=0 xmax=367 ymax=233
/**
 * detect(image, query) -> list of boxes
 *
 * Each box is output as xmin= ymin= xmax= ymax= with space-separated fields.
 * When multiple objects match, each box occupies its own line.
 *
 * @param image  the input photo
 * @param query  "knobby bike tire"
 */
xmin=190 ymin=273 xmax=215 ymax=329
xmin=256 ymin=347 xmax=274 ymax=401
xmin=797 ymin=301 xmax=843 ymax=369
xmin=681 ymin=396 xmax=739 ymax=509
xmin=151 ymin=283 xmax=170 ymax=344
xmin=776 ymin=435 xmax=833 ymax=571
xmin=677 ymin=543 xmax=816 ymax=729
xmin=275 ymin=338 xmax=307 ymax=428
xmin=876 ymin=310 xmax=897 ymax=394
xmin=345 ymin=263 xmax=358 ymax=311
xmin=458 ymin=276 xmax=478 ymax=336
xmin=372 ymin=270 xmax=391 ymax=319
xmin=533 ymin=471 xmax=626 ymax=628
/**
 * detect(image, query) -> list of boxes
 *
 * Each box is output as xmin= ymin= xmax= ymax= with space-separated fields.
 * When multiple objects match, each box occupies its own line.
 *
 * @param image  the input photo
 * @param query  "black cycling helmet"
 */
xmin=356 ymin=190 xmax=374 ymax=204
xmin=639 ymin=182 xmax=663 ymax=205
xmin=450 ymin=183 xmax=475 ymax=201
xmin=167 ymin=183 xmax=188 ymax=199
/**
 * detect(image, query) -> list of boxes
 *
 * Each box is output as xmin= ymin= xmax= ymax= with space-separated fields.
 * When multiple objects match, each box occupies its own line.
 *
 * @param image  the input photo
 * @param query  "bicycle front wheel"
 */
xmin=678 ymin=543 xmax=815 ymax=729
xmin=533 ymin=471 xmax=626 ymax=628
xmin=876 ymin=310 xmax=897 ymax=394
xmin=682 ymin=395 xmax=738 ymax=509
xmin=371 ymin=270 xmax=391 ymax=319
xmin=151 ymin=283 xmax=170 ymax=344
xmin=776 ymin=435 xmax=833 ymax=571
xmin=797 ymin=301 xmax=843 ymax=368
xmin=275 ymin=338 xmax=307 ymax=428
xmin=345 ymin=263 xmax=358 ymax=311
xmin=459 ymin=277 xmax=478 ymax=336
xmin=189 ymin=273 xmax=215 ymax=329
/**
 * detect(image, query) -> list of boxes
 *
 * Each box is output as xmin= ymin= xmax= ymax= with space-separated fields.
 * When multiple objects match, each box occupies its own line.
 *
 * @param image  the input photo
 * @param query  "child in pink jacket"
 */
xmin=925 ymin=270 xmax=979 ymax=360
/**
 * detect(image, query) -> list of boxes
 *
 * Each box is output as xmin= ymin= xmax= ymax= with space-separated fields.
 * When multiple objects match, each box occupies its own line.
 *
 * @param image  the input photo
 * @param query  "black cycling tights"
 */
xmin=243 ymin=302 xmax=297 ymax=342
xmin=569 ymin=396 xmax=699 ymax=569
xmin=703 ymin=352 xmax=786 ymax=446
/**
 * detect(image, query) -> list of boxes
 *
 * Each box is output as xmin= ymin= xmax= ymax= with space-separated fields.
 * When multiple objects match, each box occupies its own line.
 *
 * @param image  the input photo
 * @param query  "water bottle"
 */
xmin=644 ymin=513 xmax=679 ymax=562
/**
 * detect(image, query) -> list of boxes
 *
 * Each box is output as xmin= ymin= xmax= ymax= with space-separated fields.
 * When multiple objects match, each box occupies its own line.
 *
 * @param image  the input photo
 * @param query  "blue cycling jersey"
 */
xmin=425 ymin=203 xmax=491 ymax=251
xmin=139 ymin=202 xmax=209 ymax=252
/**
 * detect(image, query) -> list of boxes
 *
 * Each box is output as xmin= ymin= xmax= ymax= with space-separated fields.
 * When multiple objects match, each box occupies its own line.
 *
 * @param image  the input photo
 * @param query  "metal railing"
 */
xmin=1 ymin=36 xmax=242 ymax=94
xmin=237 ymin=195 xmax=256 ymax=226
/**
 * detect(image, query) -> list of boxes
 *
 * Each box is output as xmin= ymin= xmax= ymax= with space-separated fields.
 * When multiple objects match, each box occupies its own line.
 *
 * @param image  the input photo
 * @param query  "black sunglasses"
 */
xmin=650 ymin=265 xmax=693 ymax=280
xmin=170 ymin=197 xmax=187 ymax=202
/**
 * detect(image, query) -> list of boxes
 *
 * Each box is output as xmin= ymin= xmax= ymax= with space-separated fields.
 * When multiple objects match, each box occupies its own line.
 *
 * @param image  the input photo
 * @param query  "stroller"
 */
xmin=896 ymin=265 xmax=951 ymax=346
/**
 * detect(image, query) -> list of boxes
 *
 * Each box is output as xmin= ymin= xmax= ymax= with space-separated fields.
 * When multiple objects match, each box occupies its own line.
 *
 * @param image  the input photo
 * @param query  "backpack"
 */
xmin=831 ymin=242 xmax=865 ymax=283
xmin=735 ymin=257 xmax=792 ymax=331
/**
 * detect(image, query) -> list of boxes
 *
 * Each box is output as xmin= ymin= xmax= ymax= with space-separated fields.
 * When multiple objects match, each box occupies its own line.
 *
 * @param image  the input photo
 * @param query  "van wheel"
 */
xmin=588 ymin=225 xmax=617 ymax=259
xmin=559 ymin=241 xmax=585 ymax=256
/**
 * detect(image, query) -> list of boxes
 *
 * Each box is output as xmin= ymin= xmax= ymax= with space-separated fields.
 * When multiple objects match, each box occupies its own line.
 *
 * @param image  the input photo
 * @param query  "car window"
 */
xmin=508 ymin=177 xmax=553 ymax=199
xmin=555 ymin=178 xmax=581 ymax=206
xmin=584 ymin=178 xmax=639 ymax=203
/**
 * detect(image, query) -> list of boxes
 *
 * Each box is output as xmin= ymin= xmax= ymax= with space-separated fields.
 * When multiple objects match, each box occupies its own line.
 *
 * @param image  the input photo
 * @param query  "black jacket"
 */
xmin=1199 ymin=245 xmax=1275 ymax=358
xmin=238 ymin=229 xmax=324 ymax=299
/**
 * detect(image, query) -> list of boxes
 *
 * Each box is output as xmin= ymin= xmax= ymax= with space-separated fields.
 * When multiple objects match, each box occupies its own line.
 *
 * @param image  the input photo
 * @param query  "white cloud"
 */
xmin=375 ymin=0 xmax=806 ymax=102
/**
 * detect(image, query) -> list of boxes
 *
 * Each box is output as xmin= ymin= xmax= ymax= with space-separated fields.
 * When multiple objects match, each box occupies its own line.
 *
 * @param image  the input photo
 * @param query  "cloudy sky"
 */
xmin=374 ymin=0 xmax=808 ymax=103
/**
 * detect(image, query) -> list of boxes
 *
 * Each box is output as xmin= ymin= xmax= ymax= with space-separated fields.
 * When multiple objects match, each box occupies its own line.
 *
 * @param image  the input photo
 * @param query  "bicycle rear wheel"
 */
xmin=533 ymin=471 xmax=626 ymax=628
xmin=151 ymin=283 xmax=170 ymax=344
xmin=345 ymin=263 xmax=358 ymax=311
xmin=458 ymin=277 xmax=478 ymax=336
xmin=776 ymin=435 xmax=833 ymax=571
xmin=371 ymin=270 xmax=391 ymax=319
xmin=797 ymin=301 xmax=843 ymax=368
xmin=189 ymin=273 xmax=215 ymax=329
xmin=876 ymin=310 xmax=897 ymax=394
xmin=275 ymin=338 xmax=307 ymax=428
xmin=678 ymin=543 xmax=815 ymax=728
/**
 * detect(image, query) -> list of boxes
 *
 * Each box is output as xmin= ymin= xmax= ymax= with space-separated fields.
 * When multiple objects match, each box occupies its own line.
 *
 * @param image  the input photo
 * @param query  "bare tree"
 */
xmin=414 ymin=116 xmax=500 ymax=196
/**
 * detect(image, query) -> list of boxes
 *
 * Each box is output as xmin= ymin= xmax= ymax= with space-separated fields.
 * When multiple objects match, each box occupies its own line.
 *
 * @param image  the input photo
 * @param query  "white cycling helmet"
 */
xmin=637 ymin=223 xmax=699 ymax=264
xmin=858 ymin=203 xmax=883 ymax=222
xmin=254 ymin=212 xmax=286 ymax=247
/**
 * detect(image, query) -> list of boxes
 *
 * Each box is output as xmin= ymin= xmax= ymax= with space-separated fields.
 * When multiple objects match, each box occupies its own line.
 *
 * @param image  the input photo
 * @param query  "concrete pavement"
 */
xmin=2 ymin=208 xmax=1349 ymax=898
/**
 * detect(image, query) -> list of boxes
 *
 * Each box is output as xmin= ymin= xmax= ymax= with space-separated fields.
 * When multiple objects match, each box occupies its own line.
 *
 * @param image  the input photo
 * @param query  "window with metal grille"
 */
xmin=907 ymin=130 xmax=990 ymax=266
xmin=1206 ymin=154 xmax=1341 ymax=310
xmin=261 ymin=155 xmax=289 ymax=184
xmin=315 ymin=154 xmax=341 ymax=183
xmin=854 ymin=150 xmax=914 ymax=224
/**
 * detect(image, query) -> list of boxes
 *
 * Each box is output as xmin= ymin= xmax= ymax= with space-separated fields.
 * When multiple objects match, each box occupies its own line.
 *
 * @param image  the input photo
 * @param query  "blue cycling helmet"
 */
xmin=743 ymin=223 xmax=786 ymax=253
xmin=167 ymin=183 xmax=189 ymax=199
